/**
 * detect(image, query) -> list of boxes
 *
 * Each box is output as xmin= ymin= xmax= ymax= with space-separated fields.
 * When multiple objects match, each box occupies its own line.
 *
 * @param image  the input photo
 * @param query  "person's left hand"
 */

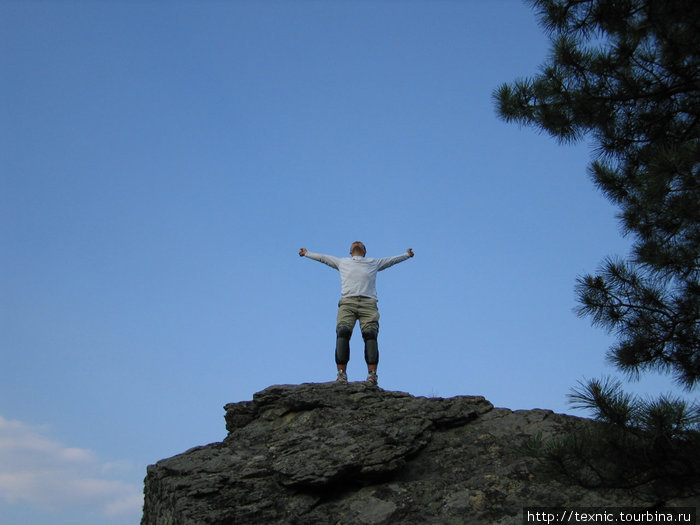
xmin=407 ymin=248 xmax=414 ymax=257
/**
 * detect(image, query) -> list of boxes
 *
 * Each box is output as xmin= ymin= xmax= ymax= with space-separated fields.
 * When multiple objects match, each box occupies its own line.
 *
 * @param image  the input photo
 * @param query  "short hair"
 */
xmin=351 ymin=241 xmax=366 ymax=255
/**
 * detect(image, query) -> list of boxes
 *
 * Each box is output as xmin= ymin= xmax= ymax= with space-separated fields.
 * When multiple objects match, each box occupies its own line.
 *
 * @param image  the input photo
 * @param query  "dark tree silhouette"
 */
xmin=494 ymin=0 xmax=699 ymax=494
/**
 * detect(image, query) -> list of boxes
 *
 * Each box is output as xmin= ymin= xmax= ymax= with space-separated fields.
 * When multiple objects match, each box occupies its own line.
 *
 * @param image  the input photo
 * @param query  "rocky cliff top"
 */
xmin=141 ymin=382 xmax=697 ymax=524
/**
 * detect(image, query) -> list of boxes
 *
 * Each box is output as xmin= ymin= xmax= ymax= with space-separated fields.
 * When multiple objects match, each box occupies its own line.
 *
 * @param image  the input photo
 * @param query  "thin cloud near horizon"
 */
xmin=0 ymin=415 xmax=142 ymax=518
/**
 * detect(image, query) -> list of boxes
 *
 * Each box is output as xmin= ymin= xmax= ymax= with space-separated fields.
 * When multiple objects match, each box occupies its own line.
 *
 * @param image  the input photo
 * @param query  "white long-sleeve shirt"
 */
xmin=304 ymin=251 xmax=411 ymax=300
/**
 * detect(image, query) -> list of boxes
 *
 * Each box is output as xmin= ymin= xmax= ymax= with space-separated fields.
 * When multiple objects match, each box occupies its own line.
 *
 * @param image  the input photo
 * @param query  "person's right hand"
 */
xmin=299 ymin=248 xmax=307 ymax=257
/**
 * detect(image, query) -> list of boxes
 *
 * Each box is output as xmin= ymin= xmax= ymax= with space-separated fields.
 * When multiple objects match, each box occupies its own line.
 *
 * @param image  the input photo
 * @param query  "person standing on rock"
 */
xmin=299 ymin=242 xmax=414 ymax=386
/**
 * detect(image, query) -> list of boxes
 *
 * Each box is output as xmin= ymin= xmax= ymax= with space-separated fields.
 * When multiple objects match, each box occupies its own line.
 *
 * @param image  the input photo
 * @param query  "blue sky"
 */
xmin=1 ymin=1 xmax=683 ymax=523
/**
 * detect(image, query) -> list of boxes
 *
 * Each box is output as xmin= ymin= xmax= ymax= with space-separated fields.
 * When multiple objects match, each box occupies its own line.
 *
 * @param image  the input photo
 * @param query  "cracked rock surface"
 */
xmin=141 ymin=382 xmax=693 ymax=524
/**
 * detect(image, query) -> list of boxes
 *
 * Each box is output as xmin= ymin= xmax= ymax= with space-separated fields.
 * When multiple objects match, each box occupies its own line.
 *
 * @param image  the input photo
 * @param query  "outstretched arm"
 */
xmin=377 ymin=248 xmax=414 ymax=271
xmin=298 ymin=248 xmax=341 ymax=270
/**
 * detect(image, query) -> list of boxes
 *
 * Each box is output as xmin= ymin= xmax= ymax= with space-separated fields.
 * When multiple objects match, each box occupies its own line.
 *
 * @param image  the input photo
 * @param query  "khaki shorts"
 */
xmin=337 ymin=296 xmax=380 ymax=334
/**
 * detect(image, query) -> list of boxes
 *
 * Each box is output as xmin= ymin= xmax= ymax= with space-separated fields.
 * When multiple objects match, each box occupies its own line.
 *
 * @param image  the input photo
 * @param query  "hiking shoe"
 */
xmin=365 ymin=371 xmax=378 ymax=387
xmin=336 ymin=369 xmax=348 ymax=383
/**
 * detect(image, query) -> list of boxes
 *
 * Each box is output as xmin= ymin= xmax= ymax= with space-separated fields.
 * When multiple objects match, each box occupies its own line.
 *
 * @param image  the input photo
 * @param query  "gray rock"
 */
xmin=141 ymin=382 xmax=699 ymax=524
